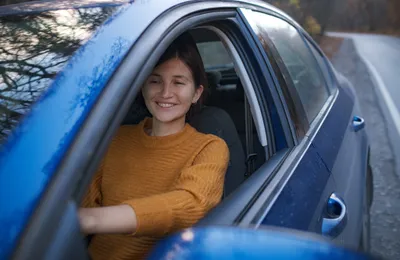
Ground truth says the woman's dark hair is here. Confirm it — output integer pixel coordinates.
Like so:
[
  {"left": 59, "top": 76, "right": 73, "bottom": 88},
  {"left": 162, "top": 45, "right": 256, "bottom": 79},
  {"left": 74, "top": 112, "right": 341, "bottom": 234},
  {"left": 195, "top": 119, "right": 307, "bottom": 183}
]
[{"left": 156, "top": 32, "right": 208, "bottom": 91}]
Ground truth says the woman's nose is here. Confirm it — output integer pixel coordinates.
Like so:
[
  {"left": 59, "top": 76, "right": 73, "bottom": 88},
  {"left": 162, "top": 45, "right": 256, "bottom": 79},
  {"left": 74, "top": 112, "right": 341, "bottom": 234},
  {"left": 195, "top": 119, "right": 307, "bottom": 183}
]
[{"left": 160, "top": 83, "right": 173, "bottom": 98}]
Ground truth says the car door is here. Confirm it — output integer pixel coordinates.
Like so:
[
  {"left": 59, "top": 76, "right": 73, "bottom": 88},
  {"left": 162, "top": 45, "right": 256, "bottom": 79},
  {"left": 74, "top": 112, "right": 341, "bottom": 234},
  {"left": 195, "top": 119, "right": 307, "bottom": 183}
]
[
  {"left": 239, "top": 7, "right": 365, "bottom": 246},
  {"left": 303, "top": 37, "right": 369, "bottom": 247}
]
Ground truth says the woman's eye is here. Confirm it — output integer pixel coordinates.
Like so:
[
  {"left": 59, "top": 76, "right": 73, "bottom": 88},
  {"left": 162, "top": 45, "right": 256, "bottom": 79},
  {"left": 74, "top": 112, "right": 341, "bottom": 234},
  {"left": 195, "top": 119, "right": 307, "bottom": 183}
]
[{"left": 149, "top": 79, "right": 160, "bottom": 84}]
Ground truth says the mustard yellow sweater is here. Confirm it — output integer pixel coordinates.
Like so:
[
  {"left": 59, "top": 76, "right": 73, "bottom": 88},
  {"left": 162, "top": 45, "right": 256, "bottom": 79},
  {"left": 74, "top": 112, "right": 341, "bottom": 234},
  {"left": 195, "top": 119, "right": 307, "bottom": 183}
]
[{"left": 82, "top": 118, "right": 229, "bottom": 260}]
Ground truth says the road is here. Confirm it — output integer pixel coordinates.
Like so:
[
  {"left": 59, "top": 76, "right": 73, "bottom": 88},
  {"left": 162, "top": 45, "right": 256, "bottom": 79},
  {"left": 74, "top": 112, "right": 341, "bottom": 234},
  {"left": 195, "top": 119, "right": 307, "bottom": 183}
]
[
  {"left": 327, "top": 34, "right": 400, "bottom": 260},
  {"left": 327, "top": 32, "right": 400, "bottom": 177}
]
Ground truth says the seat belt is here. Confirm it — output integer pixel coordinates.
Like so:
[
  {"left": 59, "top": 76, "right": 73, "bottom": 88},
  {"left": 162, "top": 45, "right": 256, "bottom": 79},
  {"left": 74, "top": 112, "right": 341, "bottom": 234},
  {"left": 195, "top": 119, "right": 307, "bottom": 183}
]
[{"left": 244, "top": 94, "right": 257, "bottom": 177}]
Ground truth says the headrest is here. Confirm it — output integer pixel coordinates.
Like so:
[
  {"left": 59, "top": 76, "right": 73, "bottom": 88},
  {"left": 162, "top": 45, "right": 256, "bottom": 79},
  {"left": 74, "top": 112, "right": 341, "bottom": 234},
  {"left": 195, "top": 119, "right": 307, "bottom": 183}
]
[{"left": 206, "top": 71, "right": 222, "bottom": 91}]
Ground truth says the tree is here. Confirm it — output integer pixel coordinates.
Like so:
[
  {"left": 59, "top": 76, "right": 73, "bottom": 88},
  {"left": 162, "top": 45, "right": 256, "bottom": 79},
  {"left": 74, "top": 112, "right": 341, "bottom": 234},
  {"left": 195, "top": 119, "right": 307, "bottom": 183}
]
[
  {"left": 269, "top": 0, "right": 324, "bottom": 37},
  {"left": 269, "top": 0, "right": 399, "bottom": 36},
  {"left": 387, "top": 0, "right": 400, "bottom": 29}
]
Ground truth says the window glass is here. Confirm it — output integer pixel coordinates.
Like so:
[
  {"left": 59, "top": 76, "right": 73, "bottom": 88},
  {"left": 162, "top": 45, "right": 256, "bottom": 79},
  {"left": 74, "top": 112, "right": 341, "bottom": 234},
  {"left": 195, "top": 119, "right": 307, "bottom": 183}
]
[
  {"left": 197, "top": 41, "right": 233, "bottom": 70},
  {"left": 243, "top": 10, "right": 329, "bottom": 124},
  {"left": 0, "top": 7, "right": 118, "bottom": 144},
  {"left": 306, "top": 40, "right": 334, "bottom": 91}
]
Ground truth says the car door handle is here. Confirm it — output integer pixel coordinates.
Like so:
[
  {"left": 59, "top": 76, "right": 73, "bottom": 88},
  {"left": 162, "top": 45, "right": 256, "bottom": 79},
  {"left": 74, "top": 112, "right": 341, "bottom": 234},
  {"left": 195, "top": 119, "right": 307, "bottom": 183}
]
[
  {"left": 322, "top": 193, "right": 347, "bottom": 237},
  {"left": 352, "top": 116, "right": 365, "bottom": 132}
]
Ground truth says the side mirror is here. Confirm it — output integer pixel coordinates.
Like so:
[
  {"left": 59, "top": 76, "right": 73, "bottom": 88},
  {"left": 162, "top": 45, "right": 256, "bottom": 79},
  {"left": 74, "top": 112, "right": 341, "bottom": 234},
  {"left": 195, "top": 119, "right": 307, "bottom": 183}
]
[{"left": 148, "top": 226, "right": 379, "bottom": 260}]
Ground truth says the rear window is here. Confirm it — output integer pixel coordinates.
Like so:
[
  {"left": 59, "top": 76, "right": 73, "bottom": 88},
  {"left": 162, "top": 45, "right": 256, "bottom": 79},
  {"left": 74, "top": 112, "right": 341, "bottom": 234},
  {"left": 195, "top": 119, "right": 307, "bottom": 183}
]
[
  {"left": 197, "top": 41, "right": 233, "bottom": 70},
  {"left": 0, "top": 7, "right": 118, "bottom": 144}
]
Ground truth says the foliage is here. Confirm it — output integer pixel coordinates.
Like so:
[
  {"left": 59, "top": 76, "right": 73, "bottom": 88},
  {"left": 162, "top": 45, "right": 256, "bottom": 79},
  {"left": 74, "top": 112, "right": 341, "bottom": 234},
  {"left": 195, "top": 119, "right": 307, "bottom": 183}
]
[
  {"left": 269, "top": 0, "right": 324, "bottom": 37},
  {"left": 304, "top": 16, "right": 321, "bottom": 36},
  {"left": 269, "top": 0, "right": 400, "bottom": 36}
]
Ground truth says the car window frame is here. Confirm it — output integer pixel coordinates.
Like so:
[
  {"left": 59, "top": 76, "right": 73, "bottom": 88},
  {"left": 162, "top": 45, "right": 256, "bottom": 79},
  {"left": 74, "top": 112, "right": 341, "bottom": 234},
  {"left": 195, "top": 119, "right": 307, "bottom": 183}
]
[{"left": 73, "top": 4, "right": 284, "bottom": 231}]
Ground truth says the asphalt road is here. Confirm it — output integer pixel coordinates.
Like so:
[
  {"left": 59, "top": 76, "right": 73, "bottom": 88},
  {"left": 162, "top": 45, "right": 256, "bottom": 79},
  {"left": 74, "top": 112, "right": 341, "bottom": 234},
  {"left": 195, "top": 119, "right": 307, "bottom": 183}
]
[
  {"left": 328, "top": 32, "right": 400, "bottom": 177},
  {"left": 329, "top": 37, "right": 400, "bottom": 260}
]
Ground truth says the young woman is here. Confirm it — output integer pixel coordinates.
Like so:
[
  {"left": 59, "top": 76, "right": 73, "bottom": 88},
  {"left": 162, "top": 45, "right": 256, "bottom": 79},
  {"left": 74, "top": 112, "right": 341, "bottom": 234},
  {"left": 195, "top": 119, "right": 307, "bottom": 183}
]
[{"left": 79, "top": 32, "right": 230, "bottom": 260}]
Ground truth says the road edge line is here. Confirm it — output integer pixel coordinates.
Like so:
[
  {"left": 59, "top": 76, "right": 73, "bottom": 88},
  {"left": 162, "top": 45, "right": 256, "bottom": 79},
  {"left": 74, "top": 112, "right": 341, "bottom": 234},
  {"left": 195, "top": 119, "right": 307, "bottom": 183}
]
[
  {"left": 358, "top": 55, "right": 400, "bottom": 137},
  {"left": 353, "top": 43, "right": 400, "bottom": 177}
]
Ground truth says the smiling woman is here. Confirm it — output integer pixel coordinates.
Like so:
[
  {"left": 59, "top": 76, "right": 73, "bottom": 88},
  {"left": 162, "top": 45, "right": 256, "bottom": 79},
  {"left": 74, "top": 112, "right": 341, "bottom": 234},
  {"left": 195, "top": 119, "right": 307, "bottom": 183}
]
[{"left": 79, "top": 32, "right": 230, "bottom": 260}]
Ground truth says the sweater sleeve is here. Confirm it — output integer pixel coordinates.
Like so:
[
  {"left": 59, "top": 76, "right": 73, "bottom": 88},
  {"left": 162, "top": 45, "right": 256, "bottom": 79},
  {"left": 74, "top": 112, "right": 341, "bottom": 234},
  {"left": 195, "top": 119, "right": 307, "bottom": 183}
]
[
  {"left": 81, "top": 162, "right": 104, "bottom": 208},
  {"left": 123, "top": 138, "right": 229, "bottom": 237}
]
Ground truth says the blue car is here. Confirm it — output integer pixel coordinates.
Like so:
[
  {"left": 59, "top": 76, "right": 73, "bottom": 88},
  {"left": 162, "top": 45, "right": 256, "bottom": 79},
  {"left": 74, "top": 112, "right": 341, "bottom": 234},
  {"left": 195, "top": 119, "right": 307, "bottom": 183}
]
[{"left": 0, "top": 0, "right": 372, "bottom": 259}]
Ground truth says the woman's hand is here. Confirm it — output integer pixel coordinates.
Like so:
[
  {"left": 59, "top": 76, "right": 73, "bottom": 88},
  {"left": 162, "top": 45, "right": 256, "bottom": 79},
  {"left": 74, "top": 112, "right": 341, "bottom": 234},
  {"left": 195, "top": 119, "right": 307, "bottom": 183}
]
[
  {"left": 78, "top": 208, "right": 97, "bottom": 235},
  {"left": 78, "top": 205, "right": 138, "bottom": 235}
]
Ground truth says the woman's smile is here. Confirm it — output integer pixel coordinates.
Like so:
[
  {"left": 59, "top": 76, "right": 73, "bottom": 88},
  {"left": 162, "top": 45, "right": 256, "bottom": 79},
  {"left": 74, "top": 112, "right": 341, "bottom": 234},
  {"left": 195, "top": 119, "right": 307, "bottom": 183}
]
[{"left": 155, "top": 102, "right": 176, "bottom": 108}]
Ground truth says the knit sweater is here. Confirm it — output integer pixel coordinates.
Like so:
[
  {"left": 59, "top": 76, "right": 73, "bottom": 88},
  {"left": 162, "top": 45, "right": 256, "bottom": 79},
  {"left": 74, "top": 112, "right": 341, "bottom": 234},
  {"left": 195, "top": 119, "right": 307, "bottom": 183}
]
[{"left": 82, "top": 118, "right": 229, "bottom": 260}]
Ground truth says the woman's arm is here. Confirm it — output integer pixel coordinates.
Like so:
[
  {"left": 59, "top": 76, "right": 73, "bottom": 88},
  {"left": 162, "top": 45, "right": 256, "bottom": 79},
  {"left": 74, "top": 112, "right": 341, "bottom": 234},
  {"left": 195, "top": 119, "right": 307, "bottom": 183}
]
[
  {"left": 79, "top": 205, "right": 137, "bottom": 234},
  {"left": 79, "top": 138, "right": 229, "bottom": 236}
]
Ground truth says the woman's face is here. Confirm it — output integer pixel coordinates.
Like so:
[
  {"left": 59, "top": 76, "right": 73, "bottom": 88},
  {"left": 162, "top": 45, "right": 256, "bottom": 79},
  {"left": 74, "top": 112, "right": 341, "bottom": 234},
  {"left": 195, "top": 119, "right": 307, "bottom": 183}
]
[{"left": 142, "top": 58, "right": 203, "bottom": 124}]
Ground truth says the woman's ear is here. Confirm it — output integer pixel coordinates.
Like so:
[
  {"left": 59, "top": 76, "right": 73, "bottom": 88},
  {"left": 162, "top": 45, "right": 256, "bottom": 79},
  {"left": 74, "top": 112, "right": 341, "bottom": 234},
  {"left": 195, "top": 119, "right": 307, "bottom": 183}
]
[{"left": 192, "top": 85, "right": 204, "bottom": 104}]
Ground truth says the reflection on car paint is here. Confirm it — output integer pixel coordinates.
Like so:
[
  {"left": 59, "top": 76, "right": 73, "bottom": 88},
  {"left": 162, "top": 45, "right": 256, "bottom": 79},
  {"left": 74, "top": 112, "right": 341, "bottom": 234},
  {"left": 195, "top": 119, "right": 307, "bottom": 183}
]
[{"left": 0, "top": 7, "right": 118, "bottom": 144}]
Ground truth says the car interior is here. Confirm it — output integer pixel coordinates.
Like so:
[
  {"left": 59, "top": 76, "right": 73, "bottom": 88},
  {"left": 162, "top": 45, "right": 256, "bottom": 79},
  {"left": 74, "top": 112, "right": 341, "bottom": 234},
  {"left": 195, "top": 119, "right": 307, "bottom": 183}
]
[{"left": 121, "top": 27, "right": 266, "bottom": 198}]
